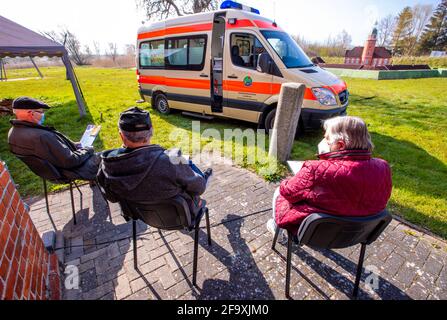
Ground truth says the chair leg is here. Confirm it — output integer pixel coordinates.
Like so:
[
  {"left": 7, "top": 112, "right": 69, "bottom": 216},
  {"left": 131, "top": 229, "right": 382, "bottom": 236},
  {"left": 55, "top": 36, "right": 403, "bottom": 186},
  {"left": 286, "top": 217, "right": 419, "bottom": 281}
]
[
  {"left": 205, "top": 208, "right": 211, "bottom": 246},
  {"left": 43, "top": 179, "right": 50, "bottom": 216},
  {"left": 285, "top": 231, "right": 293, "bottom": 299},
  {"left": 192, "top": 222, "right": 200, "bottom": 287},
  {"left": 133, "top": 220, "right": 138, "bottom": 270},
  {"left": 73, "top": 181, "right": 83, "bottom": 197},
  {"left": 353, "top": 243, "right": 367, "bottom": 299},
  {"left": 69, "top": 182, "right": 77, "bottom": 225},
  {"left": 73, "top": 181, "right": 83, "bottom": 211},
  {"left": 272, "top": 227, "right": 280, "bottom": 250}
]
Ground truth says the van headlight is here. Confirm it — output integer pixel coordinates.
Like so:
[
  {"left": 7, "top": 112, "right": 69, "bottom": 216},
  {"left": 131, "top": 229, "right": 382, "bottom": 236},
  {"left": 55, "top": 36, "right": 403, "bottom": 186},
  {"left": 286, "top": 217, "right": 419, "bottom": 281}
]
[{"left": 312, "top": 88, "right": 337, "bottom": 106}]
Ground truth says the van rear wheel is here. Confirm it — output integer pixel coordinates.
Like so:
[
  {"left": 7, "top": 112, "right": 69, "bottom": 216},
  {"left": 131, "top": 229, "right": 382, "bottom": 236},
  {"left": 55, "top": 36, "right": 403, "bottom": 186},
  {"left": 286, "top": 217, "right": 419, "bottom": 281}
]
[
  {"left": 264, "top": 108, "right": 305, "bottom": 138},
  {"left": 155, "top": 94, "right": 170, "bottom": 115}
]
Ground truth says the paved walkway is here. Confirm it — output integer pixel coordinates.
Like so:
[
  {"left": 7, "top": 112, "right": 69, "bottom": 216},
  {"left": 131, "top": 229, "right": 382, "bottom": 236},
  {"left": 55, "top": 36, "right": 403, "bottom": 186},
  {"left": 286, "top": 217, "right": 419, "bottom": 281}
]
[{"left": 26, "top": 159, "right": 446, "bottom": 300}]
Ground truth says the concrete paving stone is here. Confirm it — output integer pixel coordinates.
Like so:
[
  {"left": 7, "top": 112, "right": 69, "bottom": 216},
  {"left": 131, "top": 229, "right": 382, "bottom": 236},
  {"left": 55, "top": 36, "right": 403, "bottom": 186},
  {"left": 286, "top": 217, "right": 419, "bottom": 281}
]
[{"left": 25, "top": 156, "right": 447, "bottom": 300}]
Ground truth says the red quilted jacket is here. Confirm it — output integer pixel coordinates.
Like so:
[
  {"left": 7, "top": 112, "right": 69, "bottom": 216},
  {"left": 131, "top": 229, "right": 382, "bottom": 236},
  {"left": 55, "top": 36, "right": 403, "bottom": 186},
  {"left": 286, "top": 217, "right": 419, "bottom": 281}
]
[{"left": 275, "top": 150, "right": 392, "bottom": 234}]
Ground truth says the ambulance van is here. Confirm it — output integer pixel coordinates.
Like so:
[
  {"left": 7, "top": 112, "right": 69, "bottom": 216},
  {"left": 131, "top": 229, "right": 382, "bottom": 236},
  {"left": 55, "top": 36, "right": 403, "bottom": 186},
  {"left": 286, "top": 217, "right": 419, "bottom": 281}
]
[{"left": 136, "top": 1, "right": 349, "bottom": 132}]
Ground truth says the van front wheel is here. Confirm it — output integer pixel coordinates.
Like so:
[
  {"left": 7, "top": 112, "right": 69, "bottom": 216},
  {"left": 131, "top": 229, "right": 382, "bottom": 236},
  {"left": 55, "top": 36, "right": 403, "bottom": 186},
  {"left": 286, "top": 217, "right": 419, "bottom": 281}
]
[
  {"left": 264, "top": 109, "right": 276, "bottom": 133},
  {"left": 264, "top": 108, "right": 305, "bottom": 138},
  {"left": 155, "top": 94, "right": 170, "bottom": 115}
]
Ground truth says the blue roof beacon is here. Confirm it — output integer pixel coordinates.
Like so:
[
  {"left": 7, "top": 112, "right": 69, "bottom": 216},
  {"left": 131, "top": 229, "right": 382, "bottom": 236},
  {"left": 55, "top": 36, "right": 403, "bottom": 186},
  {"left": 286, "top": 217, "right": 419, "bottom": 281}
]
[{"left": 220, "top": 1, "right": 261, "bottom": 15}]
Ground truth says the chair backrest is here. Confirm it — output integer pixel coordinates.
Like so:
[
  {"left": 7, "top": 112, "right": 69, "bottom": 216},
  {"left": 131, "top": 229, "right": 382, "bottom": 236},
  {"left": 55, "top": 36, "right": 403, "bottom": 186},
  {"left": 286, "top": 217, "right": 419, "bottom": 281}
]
[
  {"left": 119, "top": 195, "right": 193, "bottom": 231},
  {"left": 297, "top": 210, "right": 392, "bottom": 249},
  {"left": 14, "top": 153, "right": 67, "bottom": 183}
]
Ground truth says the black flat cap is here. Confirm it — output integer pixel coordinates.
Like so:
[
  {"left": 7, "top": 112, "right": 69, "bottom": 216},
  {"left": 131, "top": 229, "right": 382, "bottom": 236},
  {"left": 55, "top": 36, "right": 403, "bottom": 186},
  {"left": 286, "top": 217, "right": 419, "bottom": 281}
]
[
  {"left": 12, "top": 97, "right": 50, "bottom": 110},
  {"left": 119, "top": 107, "right": 152, "bottom": 132}
]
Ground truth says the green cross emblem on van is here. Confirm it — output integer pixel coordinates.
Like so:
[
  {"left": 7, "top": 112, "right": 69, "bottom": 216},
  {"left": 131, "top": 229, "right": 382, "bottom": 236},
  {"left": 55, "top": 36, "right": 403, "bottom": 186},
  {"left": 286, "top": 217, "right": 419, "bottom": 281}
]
[{"left": 243, "top": 76, "right": 253, "bottom": 87}]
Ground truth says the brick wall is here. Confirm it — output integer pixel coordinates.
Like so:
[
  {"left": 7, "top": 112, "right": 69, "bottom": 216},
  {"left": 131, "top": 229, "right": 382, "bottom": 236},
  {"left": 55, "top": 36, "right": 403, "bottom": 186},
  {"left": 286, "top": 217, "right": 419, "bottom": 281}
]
[{"left": 0, "top": 161, "right": 60, "bottom": 300}]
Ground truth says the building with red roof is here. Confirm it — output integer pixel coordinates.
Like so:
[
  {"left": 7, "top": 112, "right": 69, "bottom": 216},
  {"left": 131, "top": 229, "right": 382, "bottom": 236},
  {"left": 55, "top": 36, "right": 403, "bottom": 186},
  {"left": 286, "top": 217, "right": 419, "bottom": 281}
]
[{"left": 344, "top": 28, "right": 392, "bottom": 68}]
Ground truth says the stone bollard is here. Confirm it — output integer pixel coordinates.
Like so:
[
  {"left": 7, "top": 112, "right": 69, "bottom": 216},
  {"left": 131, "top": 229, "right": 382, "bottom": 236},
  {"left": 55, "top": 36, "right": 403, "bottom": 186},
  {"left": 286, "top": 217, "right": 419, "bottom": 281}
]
[{"left": 268, "top": 83, "right": 305, "bottom": 162}]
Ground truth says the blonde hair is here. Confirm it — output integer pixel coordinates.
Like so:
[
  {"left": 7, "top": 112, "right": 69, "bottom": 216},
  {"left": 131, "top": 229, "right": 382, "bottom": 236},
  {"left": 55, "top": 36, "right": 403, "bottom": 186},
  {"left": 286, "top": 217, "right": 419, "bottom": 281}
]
[{"left": 323, "top": 116, "right": 374, "bottom": 152}]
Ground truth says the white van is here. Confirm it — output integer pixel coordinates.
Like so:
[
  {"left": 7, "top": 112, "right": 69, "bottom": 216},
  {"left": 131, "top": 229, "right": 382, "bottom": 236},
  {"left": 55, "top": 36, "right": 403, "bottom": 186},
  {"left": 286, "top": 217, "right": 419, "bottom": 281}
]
[{"left": 136, "top": 1, "right": 349, "bottom": 132}]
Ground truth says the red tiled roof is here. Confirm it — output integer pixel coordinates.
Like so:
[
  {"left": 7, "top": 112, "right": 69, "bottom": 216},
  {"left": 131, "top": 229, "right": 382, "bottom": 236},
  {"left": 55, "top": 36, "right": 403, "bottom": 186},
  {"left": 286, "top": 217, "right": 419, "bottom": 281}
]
[
  {"left": 345, "top": 47, "right": 364, "bottom": 58},
  {"left": 373, "top": 47, "right": 392, "bottom": 59},
  {"left": 345, "top": 46, "right": 392, "bottom": 59}
]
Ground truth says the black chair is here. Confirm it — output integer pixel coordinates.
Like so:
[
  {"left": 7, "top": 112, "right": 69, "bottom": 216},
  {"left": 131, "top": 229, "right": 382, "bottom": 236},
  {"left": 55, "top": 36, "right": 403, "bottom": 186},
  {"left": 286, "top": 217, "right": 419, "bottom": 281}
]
[
  {"left": 118, "top": 196, "right": 212, "bottom": 287},
  {"left": 272, "top": 210, "right": 392, "bottom": 299},
  {"left": 13, "top": 153, "right": 82, "bottom": 225}
]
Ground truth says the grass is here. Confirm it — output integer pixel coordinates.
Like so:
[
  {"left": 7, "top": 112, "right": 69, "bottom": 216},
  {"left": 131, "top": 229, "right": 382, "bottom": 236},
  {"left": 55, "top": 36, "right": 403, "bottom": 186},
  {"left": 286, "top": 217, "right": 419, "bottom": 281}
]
[{"left": 1, "top": 67, "right": 446, "bottom": 238}]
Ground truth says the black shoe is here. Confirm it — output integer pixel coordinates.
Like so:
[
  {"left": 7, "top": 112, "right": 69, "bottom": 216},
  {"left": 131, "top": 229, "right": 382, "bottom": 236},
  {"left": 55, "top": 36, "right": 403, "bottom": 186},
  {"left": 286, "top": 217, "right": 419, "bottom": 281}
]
[{"left": 204, "top": 168, "right": 213, "bottom": 180}]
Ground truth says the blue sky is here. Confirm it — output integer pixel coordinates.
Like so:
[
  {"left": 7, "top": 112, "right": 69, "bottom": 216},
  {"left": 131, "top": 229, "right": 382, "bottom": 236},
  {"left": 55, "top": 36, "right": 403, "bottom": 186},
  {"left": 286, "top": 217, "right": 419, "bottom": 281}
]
[{"left": 2, "top": 0, "right": 441, "bottom": 53}]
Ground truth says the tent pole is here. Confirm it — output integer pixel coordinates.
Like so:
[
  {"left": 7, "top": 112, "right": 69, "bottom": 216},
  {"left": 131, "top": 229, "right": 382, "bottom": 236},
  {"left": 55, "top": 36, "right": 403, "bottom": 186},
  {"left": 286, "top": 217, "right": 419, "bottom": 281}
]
[
  {"left": 0, "top": 58, "right": 5, "bottom": 81},
  {"left": 2, "top": 59, "right": 6, "bottom": 81},
  {"left": 29, "top": 57, "right": 43, "bottom": 78},
  {"left": 62, "top": 53, "right": 86, "bottom": 117}
]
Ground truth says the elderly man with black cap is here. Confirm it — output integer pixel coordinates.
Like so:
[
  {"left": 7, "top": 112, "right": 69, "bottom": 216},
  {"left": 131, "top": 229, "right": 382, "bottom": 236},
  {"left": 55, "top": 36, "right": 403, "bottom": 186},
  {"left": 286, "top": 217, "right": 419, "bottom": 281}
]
[
  {"left": 8, "top": 97, "right": 100, "bottom": 181},
  {"left": 97, "top": 107, "right": 211, "bottom": 217}
]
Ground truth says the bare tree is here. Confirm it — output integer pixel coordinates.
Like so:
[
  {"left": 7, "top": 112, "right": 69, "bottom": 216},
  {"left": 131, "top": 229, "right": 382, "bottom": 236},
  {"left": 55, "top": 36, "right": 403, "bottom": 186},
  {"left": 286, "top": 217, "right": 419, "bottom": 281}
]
[
  {"left": 125, "top": 44, "right": 136, "bottom": 56},
  {"left": 41, "top": 28, "right": 91, "bottom": 65},
  {"left": 136, "top": 0, "right": 218, "bottom": 20},
  {"left": 107, "top": 43, "right": 119, "bottom": 62},
  {"left": 93, "top": 41, "right": 101, "bottom": 57},
  {"left": 407, "top": 4, "right": 434, "bottom": 54},
  {"left": 377, "top": 15, "right": 396, "bottom": 47}
]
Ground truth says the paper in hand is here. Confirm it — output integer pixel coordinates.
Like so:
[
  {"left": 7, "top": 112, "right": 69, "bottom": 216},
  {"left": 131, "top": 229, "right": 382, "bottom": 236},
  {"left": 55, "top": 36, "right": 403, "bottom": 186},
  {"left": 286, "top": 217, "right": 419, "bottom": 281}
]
[
  {"left": 287, "top": 161, "right": 305, "bottom": 175},
  {"left": 80, "top": 124, "right": 101, "bottom": 148}
]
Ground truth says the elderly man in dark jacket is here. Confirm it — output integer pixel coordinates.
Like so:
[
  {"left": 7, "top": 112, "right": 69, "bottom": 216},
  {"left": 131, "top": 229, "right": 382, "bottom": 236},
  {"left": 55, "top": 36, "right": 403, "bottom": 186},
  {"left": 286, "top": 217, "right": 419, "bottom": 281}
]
[
  {"left": 8, "top": 97, "right": 100, "bottom": 181},
  {"left": 97, "top": 107, "right": 211, "bottom": 218}
]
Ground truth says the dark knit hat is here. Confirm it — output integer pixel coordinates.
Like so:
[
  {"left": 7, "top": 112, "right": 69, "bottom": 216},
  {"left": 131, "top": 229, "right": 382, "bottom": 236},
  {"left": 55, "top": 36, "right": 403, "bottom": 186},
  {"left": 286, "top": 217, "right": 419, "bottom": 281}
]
[
  {"left": 12, "top": 97, "right": 50, "bottom": 110},
  {"left": 119, "top": 107, "right": 152, "bottom": 132}
]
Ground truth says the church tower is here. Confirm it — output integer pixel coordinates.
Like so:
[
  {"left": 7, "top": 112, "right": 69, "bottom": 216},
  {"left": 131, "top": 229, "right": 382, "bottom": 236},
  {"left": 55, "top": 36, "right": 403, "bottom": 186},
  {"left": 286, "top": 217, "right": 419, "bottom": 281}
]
[{"left": 362, "top": 27, "right": 377, "bottom": 66}]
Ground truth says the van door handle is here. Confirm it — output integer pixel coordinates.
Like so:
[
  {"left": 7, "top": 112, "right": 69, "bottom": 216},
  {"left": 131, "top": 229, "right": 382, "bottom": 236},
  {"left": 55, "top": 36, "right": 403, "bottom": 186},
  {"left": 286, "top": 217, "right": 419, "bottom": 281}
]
[
  {"left": 200, "top": 74, "right": 209, "bottom": 78},
  {"left": 227, "top": 75, "right": 238, "bottom": 79}
]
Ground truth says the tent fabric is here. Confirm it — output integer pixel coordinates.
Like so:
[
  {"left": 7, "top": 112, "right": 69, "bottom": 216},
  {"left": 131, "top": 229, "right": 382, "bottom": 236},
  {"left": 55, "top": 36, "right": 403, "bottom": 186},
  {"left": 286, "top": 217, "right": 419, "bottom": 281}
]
[
  {"left": 0, "top": 15, "right": 66, "bottom": 58},
  {"left": 0, "top": 15, "right": 87, "bottom": 117}
]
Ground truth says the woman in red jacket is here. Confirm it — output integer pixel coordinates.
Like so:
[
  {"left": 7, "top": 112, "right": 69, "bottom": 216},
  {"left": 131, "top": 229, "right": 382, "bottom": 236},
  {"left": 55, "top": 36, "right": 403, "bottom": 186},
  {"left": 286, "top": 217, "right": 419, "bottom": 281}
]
[{"left": 267, "top": 116, "right": 392, "bottom": 239}]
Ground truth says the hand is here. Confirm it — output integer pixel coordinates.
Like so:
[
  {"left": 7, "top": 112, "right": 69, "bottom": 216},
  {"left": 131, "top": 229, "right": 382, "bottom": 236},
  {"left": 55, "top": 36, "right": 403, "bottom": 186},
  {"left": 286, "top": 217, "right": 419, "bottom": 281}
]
[
  {"left": 84, "top": 146, "right": 94, "bottom": 153},
  {"left": 75, "top": 142, "right": 83, "bottom": 149}
]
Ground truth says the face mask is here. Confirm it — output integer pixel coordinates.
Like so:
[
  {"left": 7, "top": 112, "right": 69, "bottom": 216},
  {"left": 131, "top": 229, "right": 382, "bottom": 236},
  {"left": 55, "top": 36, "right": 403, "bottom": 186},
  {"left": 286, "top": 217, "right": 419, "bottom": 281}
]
[
  {"left": 318, "top": 139, "right": 331, "bottom": 155},
  {"left": 38, "top": 113, "right": 45, "bottom": 125}
]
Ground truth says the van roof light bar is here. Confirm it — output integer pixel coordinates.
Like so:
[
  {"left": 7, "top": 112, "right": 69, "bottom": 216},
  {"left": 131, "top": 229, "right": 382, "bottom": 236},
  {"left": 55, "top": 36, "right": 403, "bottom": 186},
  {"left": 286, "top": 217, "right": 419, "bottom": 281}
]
[{"left": 220, "top": 1, "right": 260, "bottom": 15}]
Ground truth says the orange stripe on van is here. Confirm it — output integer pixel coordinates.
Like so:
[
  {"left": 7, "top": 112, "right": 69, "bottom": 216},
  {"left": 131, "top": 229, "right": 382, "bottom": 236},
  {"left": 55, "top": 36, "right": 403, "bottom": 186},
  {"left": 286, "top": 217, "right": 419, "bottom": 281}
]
[
  {"left": 253, "top": 20, "right": 282, "bottom": 31},
  {"left": 271, "top": 83, "right": 317, "bottom": 100},
  {"left": 226, "top": 19, "right": 256, "bottom": 29},
  {"left": 140, "top": 76, "right": 317, "bottom": 100},
  {"left": 139, "top": 75, "right": 210, "bottom": 90},
  {"left": 325, "top": 82, "right": 347, "bottom": 94},
  {"left": 138, "top": 23, "right": 213, "bottom": 40}
]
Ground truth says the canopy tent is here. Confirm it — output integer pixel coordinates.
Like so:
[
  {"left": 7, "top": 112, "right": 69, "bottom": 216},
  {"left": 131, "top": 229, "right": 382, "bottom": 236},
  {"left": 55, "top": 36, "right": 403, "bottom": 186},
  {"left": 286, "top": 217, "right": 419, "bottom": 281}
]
[{"left": 0, "top": 15, "right": 87, "bottom": 117}]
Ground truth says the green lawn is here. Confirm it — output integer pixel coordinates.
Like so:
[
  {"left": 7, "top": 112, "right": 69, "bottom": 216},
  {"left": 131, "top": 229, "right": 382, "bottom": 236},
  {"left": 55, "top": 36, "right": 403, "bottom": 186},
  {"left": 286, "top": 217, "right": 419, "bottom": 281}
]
[{"left": 1, "top": 67, "right": 446, "bottom": 238}]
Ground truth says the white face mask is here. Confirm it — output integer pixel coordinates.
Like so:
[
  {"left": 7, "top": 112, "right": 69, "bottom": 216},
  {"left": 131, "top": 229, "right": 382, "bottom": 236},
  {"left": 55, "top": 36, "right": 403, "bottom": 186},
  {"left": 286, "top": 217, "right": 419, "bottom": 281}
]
[{"left": 318, "top": 139, "right": 331, "bottom": 155}]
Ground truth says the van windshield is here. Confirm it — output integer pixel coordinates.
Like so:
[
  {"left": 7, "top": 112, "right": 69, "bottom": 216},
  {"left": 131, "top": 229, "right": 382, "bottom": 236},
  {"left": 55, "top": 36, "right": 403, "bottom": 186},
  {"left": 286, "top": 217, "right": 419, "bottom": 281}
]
[{"left": 261, "top": 30, "right": 313, "bottom": 69}]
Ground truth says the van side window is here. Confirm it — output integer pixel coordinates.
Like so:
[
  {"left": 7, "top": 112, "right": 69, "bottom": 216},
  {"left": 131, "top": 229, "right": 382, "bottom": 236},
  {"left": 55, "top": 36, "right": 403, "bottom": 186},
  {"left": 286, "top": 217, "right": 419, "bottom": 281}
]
[
  {"left": 230, "top": 33, "right": 266, "bottom": 69},
  {"left": 166, "top": 35, "right": 207, "bottom": 71},
  {"left": 139, "top": 40, "right": 165, "bottom": 68},
  {"left": 167, "top": 38, "right": 188, "bottom": 66}
]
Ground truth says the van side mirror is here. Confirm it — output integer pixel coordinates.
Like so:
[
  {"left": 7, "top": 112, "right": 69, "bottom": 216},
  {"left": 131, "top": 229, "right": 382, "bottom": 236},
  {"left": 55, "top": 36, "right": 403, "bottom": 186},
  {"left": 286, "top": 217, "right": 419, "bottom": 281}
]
[{"left": 257, "top": 53, "right": 272, "bottom": 73}]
